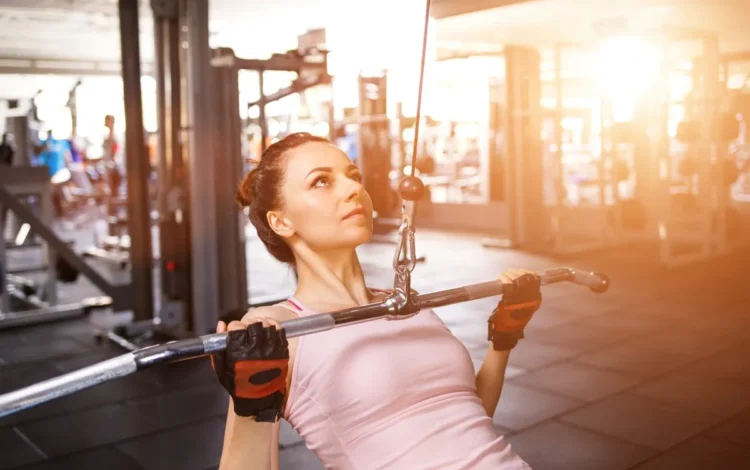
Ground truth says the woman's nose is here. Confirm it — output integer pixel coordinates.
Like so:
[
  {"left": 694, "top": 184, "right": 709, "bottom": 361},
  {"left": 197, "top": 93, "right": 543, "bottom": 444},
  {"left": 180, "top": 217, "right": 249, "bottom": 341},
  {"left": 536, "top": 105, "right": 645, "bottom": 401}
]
[{"left": 343, "top": 176, "right": 364, "bottom": 201}]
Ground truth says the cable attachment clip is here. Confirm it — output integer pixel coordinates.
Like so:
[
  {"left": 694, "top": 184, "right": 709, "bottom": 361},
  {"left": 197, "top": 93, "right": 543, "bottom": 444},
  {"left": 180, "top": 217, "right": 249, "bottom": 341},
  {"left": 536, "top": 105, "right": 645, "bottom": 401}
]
[
  {"left": 390, "top": 202, "right": 416, "bottom": 318},
  {"left": 387, "top": 175, "right": 425, "bottom": 320}
]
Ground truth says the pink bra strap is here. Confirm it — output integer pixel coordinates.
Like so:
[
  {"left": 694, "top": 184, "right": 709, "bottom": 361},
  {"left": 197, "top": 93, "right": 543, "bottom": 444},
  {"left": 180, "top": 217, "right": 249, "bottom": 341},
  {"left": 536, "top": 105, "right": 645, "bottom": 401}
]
[{"left": 285, "top": 299, "right": 303, "bottom": 311}]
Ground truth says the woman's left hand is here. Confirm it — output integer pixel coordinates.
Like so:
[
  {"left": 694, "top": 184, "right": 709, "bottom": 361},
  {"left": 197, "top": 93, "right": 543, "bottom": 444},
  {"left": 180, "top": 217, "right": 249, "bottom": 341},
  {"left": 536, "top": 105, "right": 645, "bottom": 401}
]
[{"left": 487, "top": 269, "right": 542, "bottom": 351}]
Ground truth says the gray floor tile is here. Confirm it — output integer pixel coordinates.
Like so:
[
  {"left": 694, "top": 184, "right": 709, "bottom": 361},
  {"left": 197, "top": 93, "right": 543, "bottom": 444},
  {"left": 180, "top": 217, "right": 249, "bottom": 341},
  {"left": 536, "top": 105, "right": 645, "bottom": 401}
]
[
  {"left": 278, "top": 445, "right": 325, "bottom": 470},
  {"left": 573, "top": 343, "right": 696, "bottom": 378},
  {"left": 52, "top": 348, "right": 126, "bottom": 373},
  {"left": 506, "top": 340, "right": 580, "bottom": 370},
  {"left": 494, "top": 423, "right": 512, "bottom": 436},
  {"left": 507, "top": 420, "right": 657, "bottom": 470},
  {"left": 679, "top": 312, "right": 750, "bottom": 339},
  {"left": 15, "top": 447, "right": 142, "bottom": 470},
  {"left": 447, "top": 322, "right": 488, "bottom": 344},
  {"left": 631, "top": 372, "right": 750, "bottom": 424},
  {"left": 24, "top": 319, "right": 101, "bottom": 341},
  {"left": 17, "top": 403, "right": 162, "bottom": 457},
  {"left": 703, "top": 407, "right": 750, "bottom": 447},
  {"left": 279, "top": 419, "right": 304, "bottom": 448},
  {"left": 638, "top": 297, "right": 710, "bottom": 319},
  {"left": 0, "top": 338, "right": 91, "bottom": 365},
  {"left": 0, "top": 427, "right": 46, "bottom": 469},
  {"left": 559, "top": 393, "right": 714, "bottom": 450},
  {"left": 572, "top": 311, "right": 674, "bottom": 336},
  {"left": 0, "top": 361, "right": 73, "bottom": 427},
  {"left": 491, "top": 383, "right": 583, "bottom": 431},
  {"left": 550, "top": 293, "right": 637, "bottom": 317},
  {"left": 510, "top": 362, "right": 643, "bottom": 402},
  {"left": 523, "top": 302, "right": 597, "bottom": 332},
  {"left": 137, "top": 356, "right": 217, "bottom": 389},
  {"left": 123, "top": 384, "right": 229, "bottom": 428},
  {"left": 504, "top": 364, "right": 527, "bottom": 379},
  {"left": 1, "top": 363, "right": 165, "bottom": 428},
  {"left": 630, "top": 436, "right": 750, "bottom": 470},
  {"left": 117, "top": 418, "right": 225, "bottom": 470},
  {"left": 629, "top": 327, "right": 743, "bottom": 358},
  {"left": 688, "top": 342, "right": 750, "bottom": 385},
  {"left": 524, "top": 322, "right": 633, "bottom": 354}
]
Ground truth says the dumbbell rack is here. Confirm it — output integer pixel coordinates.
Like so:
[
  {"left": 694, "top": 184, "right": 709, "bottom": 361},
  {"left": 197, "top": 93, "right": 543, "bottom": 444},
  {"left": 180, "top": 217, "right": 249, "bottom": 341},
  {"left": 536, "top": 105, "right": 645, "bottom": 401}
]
[{"left": 655, "top": 35, "right": 741, "bottom": 269}]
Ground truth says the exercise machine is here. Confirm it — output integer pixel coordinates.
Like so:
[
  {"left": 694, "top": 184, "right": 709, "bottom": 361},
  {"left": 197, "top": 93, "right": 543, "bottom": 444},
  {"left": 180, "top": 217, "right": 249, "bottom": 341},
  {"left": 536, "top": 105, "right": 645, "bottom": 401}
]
[{"left": 0, "top": 167, "right": 115, "bottom": 329}]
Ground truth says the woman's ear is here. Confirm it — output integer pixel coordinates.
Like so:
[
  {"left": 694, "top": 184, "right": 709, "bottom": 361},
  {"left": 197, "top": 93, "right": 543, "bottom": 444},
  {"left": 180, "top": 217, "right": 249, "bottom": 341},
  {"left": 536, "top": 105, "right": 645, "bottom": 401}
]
[{"left": 267, "top": 210, "right": 295, "bottom": 238}]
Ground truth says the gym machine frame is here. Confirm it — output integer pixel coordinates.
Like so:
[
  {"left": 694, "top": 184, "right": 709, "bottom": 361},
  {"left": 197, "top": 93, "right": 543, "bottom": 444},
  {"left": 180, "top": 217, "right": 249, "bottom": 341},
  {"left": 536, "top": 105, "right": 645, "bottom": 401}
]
[
  {"left": 230, "top": 44, "right": 332, "bottom": 153},
  {"left": 0, "top": 168, "right": 119, "bottom": 329},
  {"left": 99, "top": 0, "right": 329, "bottom": 351},
  {"left": 212, "top": 44, "right": 333, "bottom": 307}
]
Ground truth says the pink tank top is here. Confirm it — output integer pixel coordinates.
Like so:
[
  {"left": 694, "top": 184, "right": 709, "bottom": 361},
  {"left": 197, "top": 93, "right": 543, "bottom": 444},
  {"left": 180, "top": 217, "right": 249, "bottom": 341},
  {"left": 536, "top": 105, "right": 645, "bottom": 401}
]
[{"left": 279, "top": 291, "right": 531, "bottom": 470}]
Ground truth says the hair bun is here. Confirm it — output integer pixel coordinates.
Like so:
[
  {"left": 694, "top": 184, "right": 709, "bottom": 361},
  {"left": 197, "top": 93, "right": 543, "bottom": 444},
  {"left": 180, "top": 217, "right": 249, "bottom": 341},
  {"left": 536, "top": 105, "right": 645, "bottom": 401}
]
[{"left": 235, "top": 167, "right": 258, "bottom": 208}]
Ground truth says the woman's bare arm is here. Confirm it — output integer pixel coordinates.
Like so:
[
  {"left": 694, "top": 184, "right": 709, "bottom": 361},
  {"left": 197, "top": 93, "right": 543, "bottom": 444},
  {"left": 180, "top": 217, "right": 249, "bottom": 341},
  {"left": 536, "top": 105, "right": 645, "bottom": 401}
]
[
  {"left": 475, "top": 347, "right": 511, "bottom": 417},
  {"left": 219, "top": 401, "right": 279, "bottom": 470},
  {"left": 217, "top": 306, "right": 300, "bottom": 470}
]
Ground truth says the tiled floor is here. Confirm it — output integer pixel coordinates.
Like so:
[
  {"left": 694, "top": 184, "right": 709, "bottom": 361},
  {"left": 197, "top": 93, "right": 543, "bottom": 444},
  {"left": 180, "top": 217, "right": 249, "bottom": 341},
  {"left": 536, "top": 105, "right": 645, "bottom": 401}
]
[{"left": 1, "top": 228, "right": 749, "bottom": 469}]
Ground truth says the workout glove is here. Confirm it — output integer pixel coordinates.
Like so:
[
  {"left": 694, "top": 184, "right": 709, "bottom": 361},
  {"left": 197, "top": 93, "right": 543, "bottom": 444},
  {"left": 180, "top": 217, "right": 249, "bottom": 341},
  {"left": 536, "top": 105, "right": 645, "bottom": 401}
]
[
  {"left": 488, "top": 270, "right": 542, "bottom": 351},
  {"left": 211, "top": 322, "right": 289, "bottom": 422}
]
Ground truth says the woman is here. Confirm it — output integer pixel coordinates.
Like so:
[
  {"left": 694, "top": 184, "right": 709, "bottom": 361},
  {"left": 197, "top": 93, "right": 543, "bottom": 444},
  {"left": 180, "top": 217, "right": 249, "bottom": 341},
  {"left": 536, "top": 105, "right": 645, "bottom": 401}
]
[{"left": 212, "top": 133, "right": 541, "bottom": 470}]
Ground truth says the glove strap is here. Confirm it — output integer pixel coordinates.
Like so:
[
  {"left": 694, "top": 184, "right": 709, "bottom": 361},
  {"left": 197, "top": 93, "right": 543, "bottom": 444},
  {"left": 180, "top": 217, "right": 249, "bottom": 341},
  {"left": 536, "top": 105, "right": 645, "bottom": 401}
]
[{"left": 233, "top": 359, "right": 288, "bottom": 399}]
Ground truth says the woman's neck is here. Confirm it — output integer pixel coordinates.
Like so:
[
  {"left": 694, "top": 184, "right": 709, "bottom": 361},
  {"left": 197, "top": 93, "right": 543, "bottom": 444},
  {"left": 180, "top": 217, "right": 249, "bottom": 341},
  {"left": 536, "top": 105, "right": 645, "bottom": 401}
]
[{"left": 292, "top": 244, "right": 372, "bottom": 308}]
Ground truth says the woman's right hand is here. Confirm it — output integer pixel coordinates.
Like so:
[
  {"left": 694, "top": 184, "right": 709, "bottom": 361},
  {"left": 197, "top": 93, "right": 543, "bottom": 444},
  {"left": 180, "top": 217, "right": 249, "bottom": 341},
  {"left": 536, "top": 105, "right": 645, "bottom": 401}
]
[{"left": 212, "top": 315, "right": 290, "bottom": 422}]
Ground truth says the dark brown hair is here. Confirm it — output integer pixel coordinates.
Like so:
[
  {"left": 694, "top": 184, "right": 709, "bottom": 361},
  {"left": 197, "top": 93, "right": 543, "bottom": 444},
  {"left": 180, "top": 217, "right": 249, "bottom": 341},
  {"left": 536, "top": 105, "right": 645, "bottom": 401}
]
[{"left": 236, "top": 132, "right": 330, "bottom": 265}]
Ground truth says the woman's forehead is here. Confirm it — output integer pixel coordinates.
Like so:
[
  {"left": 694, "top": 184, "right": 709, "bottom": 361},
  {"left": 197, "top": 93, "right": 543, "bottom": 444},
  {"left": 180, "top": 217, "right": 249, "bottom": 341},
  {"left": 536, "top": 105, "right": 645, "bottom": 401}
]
[{"left": 285, "top": 142, "right": 352, "bottom": 178}]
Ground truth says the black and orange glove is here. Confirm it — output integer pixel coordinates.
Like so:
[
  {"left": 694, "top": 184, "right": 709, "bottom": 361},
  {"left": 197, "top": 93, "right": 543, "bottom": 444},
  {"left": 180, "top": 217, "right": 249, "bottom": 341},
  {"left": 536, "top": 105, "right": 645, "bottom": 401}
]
[
  {"left": 488, "top": 269, "right": 542, "bottom": 351},
  {"left": 211, "top": 318, "right": 289, "bottom": 422}
]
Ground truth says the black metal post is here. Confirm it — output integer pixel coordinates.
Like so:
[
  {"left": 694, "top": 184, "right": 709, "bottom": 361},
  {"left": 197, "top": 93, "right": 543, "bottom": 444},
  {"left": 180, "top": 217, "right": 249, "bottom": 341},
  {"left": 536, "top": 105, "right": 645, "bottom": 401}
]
[{"left": 118, "top": 0, "right": 154, "bottom": 321}]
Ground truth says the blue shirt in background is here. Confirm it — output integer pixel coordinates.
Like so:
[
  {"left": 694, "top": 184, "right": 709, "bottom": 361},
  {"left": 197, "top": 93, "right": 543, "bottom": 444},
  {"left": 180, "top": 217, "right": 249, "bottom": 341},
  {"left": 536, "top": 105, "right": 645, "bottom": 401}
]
[{"left": 35, "top": 139, "right": 67, "bottom": 178}]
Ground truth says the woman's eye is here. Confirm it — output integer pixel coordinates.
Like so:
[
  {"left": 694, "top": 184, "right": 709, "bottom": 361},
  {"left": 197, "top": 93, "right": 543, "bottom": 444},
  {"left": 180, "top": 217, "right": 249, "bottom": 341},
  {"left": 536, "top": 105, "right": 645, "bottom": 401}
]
[
  {"left": 312, "top": 176, "right": 329, "bottom": 188},
  {"left": 351, "top": 173, "right": 363, "bottom": 183}
]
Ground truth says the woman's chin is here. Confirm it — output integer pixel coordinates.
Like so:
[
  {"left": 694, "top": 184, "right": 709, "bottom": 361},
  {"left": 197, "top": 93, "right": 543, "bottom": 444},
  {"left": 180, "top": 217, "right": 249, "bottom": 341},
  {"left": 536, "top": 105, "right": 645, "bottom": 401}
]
[{"left": 340, "top": 227, "right": 373, "bottom": 247}]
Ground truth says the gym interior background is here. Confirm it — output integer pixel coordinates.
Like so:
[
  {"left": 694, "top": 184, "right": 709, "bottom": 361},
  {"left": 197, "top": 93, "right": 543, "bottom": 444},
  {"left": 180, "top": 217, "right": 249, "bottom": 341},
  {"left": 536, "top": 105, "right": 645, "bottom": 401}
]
[{"left": 1, "top": 0, "right": 749, "bottom": 469}]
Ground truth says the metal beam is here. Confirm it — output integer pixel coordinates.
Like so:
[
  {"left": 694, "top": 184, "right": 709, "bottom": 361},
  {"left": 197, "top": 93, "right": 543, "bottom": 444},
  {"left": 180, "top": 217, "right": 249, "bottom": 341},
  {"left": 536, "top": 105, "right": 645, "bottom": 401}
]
[
  {"left": 0, "top": 0, "right": 118, "bottom": 15},
  {"left": 212, "top": 50, "right": 328, "bottom": 73},
  {"left": 0, "top": 56, "right": 154, "bottom": 76},
  {"left": 247, "top": 73, "right": 332, "bottom": 108},
  {"left": 119, "top": 0, "right": 154, "bottom": 321},
  {"left": 436, "top": 49, "right": 504, "bottom": 62},
  {"left": 184, "top": 0, "right": 221, "bottom": 336},
  {"left": 431, "top": 0, "right": 535, "bottom": 19}
]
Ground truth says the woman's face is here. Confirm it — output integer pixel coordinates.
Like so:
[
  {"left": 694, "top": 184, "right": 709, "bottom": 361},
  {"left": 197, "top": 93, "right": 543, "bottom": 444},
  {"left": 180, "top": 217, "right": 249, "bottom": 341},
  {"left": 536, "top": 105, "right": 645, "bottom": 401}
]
[{"left": 278, "top": 142, "right": 373, "bottom": 252}]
